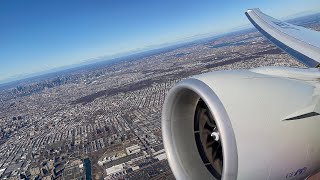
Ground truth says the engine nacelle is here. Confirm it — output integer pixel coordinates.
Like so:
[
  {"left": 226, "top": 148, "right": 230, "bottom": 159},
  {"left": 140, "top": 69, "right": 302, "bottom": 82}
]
[{"left": 162, "top": 67, "right": 320, "bottom": 180}]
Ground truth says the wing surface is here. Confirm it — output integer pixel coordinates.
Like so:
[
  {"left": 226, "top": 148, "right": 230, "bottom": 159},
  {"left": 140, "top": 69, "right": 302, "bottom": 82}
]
[{"left": 245, "top": 8, "right": 320, "bottom": 68}]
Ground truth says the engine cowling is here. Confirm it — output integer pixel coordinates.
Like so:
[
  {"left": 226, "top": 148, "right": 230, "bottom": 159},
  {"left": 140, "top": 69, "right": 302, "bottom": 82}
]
[{"left": 162, "top": 67, "right": 320, "bottom": 180}]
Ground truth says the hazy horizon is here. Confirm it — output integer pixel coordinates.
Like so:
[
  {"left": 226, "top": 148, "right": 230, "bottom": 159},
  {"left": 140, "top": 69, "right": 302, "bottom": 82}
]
[
  {"left": 1, "top": 1, "right": 320, "bottom": 84},
  {"left": 0, "top": 29, "right": 241, "bottom": 85}
]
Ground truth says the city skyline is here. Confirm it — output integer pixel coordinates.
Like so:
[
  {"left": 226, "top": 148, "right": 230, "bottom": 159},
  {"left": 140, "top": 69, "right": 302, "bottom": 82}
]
[{"left": 1, "top": 0, "right": 320, "bottom": 84}]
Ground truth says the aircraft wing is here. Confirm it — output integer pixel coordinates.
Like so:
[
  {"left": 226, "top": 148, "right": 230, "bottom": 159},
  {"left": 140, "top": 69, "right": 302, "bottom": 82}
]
[{"left": 245, "top": 8, "right": 320, "bottom": 68}]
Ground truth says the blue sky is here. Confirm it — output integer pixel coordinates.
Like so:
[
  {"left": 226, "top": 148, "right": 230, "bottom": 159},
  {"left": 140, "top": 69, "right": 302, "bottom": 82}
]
[{"left": 0, "top": 0, "right": 320, "bottom": 83}]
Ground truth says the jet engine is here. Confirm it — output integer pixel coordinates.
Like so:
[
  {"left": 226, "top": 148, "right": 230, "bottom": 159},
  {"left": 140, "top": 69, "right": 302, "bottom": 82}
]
[{"left": 162, "top": 67, "right": 320, "bottom": 180}]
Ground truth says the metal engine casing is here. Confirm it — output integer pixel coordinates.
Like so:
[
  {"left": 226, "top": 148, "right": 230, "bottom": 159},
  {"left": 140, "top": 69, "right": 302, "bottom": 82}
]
[{"left": 162, "top": 67, "right": 320, "bottom": 180}]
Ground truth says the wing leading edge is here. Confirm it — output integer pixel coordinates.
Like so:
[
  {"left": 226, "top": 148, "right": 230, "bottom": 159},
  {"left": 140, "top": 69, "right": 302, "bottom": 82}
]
[{"left": 245, "top": 8, "right": 320, "bottom": 68}]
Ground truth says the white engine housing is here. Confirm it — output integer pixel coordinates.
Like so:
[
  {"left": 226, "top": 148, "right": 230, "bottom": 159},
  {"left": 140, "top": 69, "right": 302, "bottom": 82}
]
[{"left": 162, "top": 67, "right": 320, "bottom": 180}]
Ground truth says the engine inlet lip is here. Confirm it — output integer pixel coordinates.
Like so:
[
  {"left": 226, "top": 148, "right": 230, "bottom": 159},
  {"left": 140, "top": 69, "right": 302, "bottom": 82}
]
[{"left": 162, "top": 78, "right": 238, "bottom": 180}]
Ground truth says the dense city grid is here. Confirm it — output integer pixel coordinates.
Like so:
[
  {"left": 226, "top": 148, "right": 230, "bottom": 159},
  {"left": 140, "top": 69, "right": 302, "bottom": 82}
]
[{"left": 0, "top": 16, "right": 319, "bottom": 180}]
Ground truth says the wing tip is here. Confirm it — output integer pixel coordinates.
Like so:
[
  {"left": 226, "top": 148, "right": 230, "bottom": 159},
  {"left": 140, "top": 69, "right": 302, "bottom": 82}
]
[{"left": 246, "top": 8, "right": 260, "bottom": 15}]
